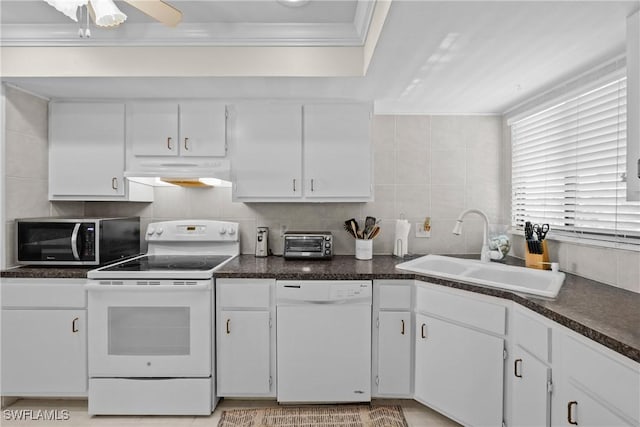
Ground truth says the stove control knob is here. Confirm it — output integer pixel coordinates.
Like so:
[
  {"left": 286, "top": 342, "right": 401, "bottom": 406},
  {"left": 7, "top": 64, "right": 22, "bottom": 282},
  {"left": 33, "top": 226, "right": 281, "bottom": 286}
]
[
  {"left": 219, "top": 227, "right": 227, "bottom": 235},
  {"left": 147, "top": 227, "right": 155, "bottom": 235},
  {"left": 227, "top": 227, "right": 236, "bottom": 236},
  {"left": 156, "top": 227, "right": 164, "bottom": 235}
]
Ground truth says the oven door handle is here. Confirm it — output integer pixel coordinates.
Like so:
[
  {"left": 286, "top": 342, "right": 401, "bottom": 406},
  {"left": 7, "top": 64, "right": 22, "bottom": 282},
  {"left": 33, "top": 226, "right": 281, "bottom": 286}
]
[
  {"left": 71, "top": 223, "right": 81, "bottom": 261},
  {"left": 85, "top": 283, "right": 211, "bottom": 291}
]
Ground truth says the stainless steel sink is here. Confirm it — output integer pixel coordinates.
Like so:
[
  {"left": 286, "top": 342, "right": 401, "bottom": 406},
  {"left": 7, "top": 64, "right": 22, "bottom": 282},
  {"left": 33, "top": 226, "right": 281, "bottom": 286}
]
[{"left": 395, "top": 255, "right": 565, "bottom": 298}]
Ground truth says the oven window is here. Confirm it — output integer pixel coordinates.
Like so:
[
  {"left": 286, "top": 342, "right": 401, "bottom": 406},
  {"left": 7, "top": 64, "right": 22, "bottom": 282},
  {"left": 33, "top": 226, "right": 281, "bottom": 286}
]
[{"left": 108, "top": 307, "right": 190, "bottom": 356}]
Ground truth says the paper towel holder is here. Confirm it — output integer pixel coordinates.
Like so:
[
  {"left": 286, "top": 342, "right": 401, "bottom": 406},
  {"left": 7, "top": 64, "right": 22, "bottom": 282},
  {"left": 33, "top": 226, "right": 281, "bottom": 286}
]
[{"left": 394, "top": 238, "right": 405, "bottom": 258}]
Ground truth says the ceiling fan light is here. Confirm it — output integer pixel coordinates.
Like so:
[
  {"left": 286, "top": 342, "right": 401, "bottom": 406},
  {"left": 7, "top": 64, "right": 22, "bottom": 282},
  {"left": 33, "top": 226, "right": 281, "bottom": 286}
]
[
  {"left": 90, "top": 0, "right": 127, "bottom": 27},
  {"left": 43, "top": 0, "right": 88, "bottom": 22}
]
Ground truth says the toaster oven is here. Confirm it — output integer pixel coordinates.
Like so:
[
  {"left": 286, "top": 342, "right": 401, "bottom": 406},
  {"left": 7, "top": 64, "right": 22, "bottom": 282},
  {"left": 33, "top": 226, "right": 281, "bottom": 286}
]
[{"left": 283, "top": 231, "right": 333, "bottom": 259}]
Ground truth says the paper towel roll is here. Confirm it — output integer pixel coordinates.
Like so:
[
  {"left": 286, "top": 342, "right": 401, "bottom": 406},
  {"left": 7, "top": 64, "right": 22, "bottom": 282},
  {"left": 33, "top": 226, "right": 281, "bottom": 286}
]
[{"left": 393, "top": 219, "right": 411, "bottom": 257}]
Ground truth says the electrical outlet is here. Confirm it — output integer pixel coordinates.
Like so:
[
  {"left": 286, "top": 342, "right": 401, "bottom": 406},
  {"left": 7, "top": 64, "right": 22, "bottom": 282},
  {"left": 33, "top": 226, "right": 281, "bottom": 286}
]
[
  {"left": 280, "top": 225, "right": 288, "bottom": 237},
  {"left": 415, "top": 216, "right": 431, "bottom": 238},
  {"left": 416, "top": 223, "right": 431, "bottom": 238}
]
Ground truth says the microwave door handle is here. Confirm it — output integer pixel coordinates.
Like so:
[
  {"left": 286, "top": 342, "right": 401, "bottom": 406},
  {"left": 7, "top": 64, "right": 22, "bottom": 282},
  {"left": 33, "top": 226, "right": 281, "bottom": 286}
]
[{"left": 71, "top": 223, "right": 81, "bottom": 261}]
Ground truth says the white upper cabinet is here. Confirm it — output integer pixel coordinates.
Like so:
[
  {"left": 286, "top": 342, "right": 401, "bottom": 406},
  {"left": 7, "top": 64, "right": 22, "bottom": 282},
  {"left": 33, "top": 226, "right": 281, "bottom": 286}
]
[
  {"left": 49, "top": 102, "right": 152, "bottom": 201},
  {"left": 180, "top": 101, "right": 227, "bottom": 157},
  {"left": 230, "top": 101, "right": 372, "bottom": 202},
  {"left": 128, "top": 101, "right": 226, "bottom": 158},
  {"left": 230, "top": 103, "right": 302, "bottom": 200},
  {"left": 304, "top": 103, "right": 372, "bottom": 199}
]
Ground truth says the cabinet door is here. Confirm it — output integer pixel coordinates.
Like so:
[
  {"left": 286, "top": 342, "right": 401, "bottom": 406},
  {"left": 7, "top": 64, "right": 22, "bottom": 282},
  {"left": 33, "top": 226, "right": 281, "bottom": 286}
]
[
  {"left": 179, "top": 101, "right": 226, "bottom": 157},
  {"left": 129, "top": 102, "right": 179, "bottom": 156},
  {"left": 1, "top": 309, "right": 86, "bottom": 394},
  {"left": 304, "top": 103, "right": 372, "bottom": 199},
  {"left": 512, "top": 349, "right": 551, "bottom": 427},
  {"left": 415, "top": 313, "right": 504, "bottom": 427},
  {"left": 377, "top": 311, "right": 412, "bottom": 396},
  {"left": 231, "top": 103, "right": 302, "bottom": 199},
  {"left": 49, "top": 103, "right": 125, "bottom": 197},
  {"left": 217, "top": 310, "right": 271, "bottom": 396},
  {"left": 562, "top": 382, "right": 635, "bottom": 427}
]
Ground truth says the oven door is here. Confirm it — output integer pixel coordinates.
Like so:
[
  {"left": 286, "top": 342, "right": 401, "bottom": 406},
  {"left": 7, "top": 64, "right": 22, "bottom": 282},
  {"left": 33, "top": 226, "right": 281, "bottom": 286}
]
[{"left": 87, "top": 281, "right": 212, "bottom": 378}]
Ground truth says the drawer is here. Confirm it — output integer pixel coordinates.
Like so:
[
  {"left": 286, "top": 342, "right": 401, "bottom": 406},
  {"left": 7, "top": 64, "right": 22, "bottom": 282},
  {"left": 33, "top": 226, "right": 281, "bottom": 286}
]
[
  {"left": 563, "top": 332, "right": 639, "bottom": 422},
  {"left": 415, "top": 284, "right": 505, "bottom": 335},
  {"left": 515, "top": 309, "right": 551, "bottom": 362},
  {"left": 217, "top": 279, "right": 273, "bottom": 308},
  {"left": 1, "top": 279, "right": 86, "bottom": 308},
  {"left": 376, "top": 281, "right": 412, "bottom": 310}
]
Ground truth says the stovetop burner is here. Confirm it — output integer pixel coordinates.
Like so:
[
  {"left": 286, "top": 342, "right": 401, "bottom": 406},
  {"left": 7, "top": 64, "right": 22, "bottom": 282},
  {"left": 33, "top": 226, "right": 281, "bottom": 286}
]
[{"left": 101, "top": 255, "right": 232, "bottom": 272}]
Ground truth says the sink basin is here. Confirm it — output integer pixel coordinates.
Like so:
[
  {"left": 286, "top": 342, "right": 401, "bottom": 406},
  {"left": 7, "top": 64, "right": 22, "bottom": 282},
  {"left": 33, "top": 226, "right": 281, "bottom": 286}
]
[{"left": 395, "top": 255, "right": 565, "bottom": 298}]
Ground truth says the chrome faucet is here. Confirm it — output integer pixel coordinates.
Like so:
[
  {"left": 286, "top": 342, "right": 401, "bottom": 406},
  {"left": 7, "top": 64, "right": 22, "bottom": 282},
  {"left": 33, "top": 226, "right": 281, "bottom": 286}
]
[{"left": 452, "top": 208, "right": 504, "bottom": 262}]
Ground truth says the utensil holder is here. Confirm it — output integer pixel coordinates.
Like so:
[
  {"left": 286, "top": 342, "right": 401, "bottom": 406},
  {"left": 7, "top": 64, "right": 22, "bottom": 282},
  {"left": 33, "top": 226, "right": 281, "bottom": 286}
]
[
  {"left": 525, "top": 240, "right": 549, "bottom": 270},
  {"left": 355, "top": 239, "right": 373, "bottom": 260}
]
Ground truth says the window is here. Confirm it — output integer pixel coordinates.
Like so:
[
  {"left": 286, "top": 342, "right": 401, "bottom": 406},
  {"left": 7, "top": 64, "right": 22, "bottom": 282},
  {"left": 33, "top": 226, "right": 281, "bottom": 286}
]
[{"left": 511, "top": 74, "right": 640, "bottom": 246}]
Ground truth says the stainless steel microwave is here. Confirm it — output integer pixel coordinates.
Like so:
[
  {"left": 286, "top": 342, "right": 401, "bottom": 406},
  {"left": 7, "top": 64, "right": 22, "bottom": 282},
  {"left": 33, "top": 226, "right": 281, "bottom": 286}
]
[
  {"left": 16, "top": 217, "right": 140, "bottom": 266},
  {"left": 283, "top": 231, "right": 333, "bottom": 259}
]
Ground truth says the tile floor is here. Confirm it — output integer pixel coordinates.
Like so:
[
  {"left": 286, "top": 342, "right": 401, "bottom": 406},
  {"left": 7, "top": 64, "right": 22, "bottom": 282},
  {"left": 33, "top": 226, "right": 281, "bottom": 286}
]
[{"left": 1, "top": 398, "right": 461, "bottom": 426}]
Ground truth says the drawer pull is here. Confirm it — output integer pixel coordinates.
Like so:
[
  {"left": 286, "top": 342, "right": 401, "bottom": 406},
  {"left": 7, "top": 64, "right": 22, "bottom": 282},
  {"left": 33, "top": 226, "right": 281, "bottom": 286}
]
[
  {"left": 401, "top": 319, "right": 405, "bottom": 335},
  {"left": 293, "top": 179, "right": 296, "bottom": 192},
  {"left": 167, "top": 137, "right": 173, "bottom": 150},
  {"left": 226, "top": 319, "right": 231, "bottom": 334},
  {"left": 514, "top": 358, "right": 523, "bottom": 378},
  {"left": 111, "top": 177, "right": 118, "bottom": 190},
  {"left": 72, "top": 317, "right": 79, "bottom": 333},
  {"left": 568, "top": 401, "right": 578, "bottom": 425},
  {"left": 184, "top": 137, "right": 189, "bottom": 151},
  {"left": 421, "top": 323, "right": 427, "bottom": 339}
]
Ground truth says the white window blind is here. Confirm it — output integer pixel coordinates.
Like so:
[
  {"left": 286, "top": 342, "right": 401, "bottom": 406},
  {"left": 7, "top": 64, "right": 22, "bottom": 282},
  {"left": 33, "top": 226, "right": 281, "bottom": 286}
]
[{"left": 511, "top": 75, "right": 640, "bottom": 245}]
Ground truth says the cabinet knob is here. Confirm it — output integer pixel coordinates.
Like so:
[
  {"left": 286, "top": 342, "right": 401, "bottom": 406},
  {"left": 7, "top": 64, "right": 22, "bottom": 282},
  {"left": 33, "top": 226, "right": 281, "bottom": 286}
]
[
  {"left": 567, "top": 401, "right": 578, "bottom": 425},
  {"left": 111, "top": 177, "right": 118, "bottom": 190},
  {"left": 514, "top": 358, "right": 523, "bottom": 378},
  {"left": 167, "top": 137, "right": 173, "bottom": 150},
  {"left": 72, "top": 317, "right": 79, "bottom": 333}
]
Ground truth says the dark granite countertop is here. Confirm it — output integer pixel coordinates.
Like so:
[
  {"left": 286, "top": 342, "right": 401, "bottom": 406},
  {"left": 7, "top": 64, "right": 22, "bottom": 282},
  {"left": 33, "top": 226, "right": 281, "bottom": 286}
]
[
  {"left": 0, "top": 266, "right": 94, "bottom": 279},
  {"left": 3, "top": 254, "right": 639, "bottom": 362}
]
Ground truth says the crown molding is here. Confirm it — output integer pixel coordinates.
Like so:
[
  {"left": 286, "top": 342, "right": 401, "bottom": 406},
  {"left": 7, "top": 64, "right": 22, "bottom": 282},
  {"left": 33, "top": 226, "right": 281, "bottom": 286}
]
[{"left": 0, "top": 22, "right": 366, "bottom": 47}]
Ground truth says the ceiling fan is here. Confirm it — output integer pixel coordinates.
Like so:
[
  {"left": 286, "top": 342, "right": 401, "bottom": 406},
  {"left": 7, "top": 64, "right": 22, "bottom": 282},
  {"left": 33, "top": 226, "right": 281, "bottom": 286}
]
[{"left": 44, "top": 0, "right": 182, "bottom": 28}]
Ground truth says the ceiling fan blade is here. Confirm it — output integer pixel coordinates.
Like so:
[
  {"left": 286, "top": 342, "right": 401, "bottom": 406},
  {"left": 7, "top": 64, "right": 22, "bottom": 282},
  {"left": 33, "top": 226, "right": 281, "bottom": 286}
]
[{"left": 122, "top": 0, "right": 182, "bottom": 27}]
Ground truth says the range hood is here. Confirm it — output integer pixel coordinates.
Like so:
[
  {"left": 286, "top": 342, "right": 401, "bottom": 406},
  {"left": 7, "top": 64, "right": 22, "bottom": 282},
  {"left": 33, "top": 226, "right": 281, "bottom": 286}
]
[{"left": 124, "top": 158, "right": 231, "bottom": 182}]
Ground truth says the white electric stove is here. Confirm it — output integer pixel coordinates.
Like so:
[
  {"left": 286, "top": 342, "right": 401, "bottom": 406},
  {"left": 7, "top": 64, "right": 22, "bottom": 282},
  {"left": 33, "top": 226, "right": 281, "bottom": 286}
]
[{"left": 86, "top": 220, "right": 239, "bottom": 416}]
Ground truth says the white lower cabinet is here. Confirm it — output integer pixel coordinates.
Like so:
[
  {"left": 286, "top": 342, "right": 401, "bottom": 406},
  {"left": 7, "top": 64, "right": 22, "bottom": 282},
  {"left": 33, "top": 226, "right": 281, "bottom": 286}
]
[
  {"left": 376, "top": 311, "right": 412, "bottom": 396},
  {"left": 372, "top": 280, "right": 413, "bottom": 397},
  {"left": 215, "top": 279, "right": 275, "bottom": 397},
  {"left": 217, "top": 310, "right": 271, "bottom": 395},
  {"left": 415, "top": 313, "right": 504, "bottom": 427},
  {"left": 511, "top": 348, "right": 551, "bottom": 427},
  {"left": 555, "top": 329, "right": 639, "bottom": 427},
  {"left": 1, "top": 279, "right": 87, "bottom": 396}
]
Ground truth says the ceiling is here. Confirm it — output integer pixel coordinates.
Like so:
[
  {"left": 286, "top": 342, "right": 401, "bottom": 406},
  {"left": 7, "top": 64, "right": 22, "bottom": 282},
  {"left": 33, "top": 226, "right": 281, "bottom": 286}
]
[{"left": 2, "top": 1, "right": 639, "bottom": 114}]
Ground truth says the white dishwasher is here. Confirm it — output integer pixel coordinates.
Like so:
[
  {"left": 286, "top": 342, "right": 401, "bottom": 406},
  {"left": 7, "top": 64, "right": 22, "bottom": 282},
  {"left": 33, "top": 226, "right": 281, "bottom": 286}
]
[{"left": 276, "top": 280, "right": 372, "bottom": 403}]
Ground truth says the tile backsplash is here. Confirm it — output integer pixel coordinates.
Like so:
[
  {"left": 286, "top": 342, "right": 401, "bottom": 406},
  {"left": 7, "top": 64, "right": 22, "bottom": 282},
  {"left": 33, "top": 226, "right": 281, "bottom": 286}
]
[
  {"left": 81, "top": 114, "right": 505, "bottom": 257},
  {"left": 2, "top": 88, "right": 636, "bottom": 293}
]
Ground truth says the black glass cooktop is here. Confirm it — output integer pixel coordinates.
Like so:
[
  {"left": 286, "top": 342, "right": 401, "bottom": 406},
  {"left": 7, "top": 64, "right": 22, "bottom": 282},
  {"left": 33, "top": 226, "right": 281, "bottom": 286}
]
[{"left": 102, "top": 255, "right": 231, "bottom": 272}]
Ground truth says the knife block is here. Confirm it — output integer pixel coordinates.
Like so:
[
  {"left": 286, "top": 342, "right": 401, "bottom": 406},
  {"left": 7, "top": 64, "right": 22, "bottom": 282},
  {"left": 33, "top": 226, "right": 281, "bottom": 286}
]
[{"left": 525, "top": 240, "right": 549, "bottom": 270}]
